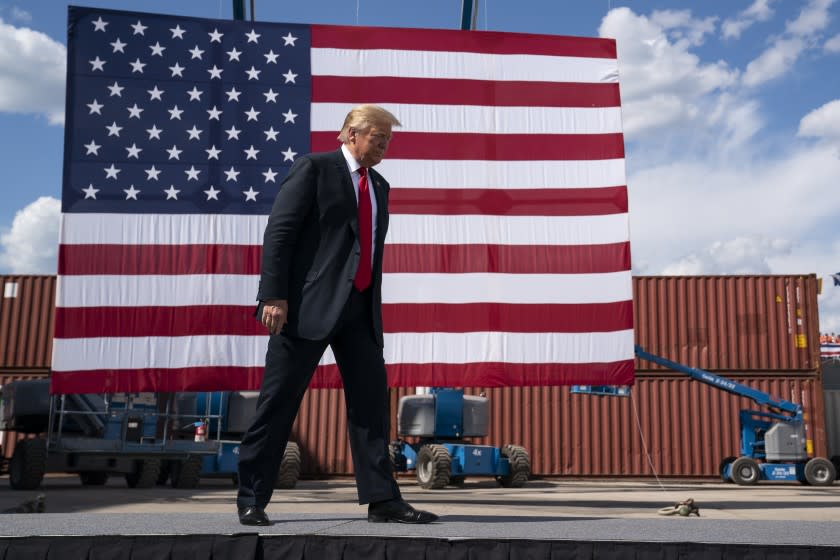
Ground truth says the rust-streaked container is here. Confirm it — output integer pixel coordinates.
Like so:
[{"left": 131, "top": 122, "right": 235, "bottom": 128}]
[
  {"left": 0, "top": 275, "right": 56, "bottom": 369},
  {"left": 0, "top": 371, "right": 50, "bottom": 461},
  {"left": 633, "top": 275, "right": 820, "bottom": 373},
  {"left": 291, "top": 376, "right": 826, "bottom": 477}
]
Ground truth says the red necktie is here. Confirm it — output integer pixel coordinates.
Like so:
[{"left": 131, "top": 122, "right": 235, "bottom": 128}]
[{"left": 353, "top": 167, "right": 372, "bottom": 291}]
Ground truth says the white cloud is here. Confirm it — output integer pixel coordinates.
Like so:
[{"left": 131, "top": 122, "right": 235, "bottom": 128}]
[
  {"left": 628, "top": 143, "right": 840, "bottom": 280},
  {"left": 825, "top": 33, "right": 840, "bottom": 52},
  {"left": 721, "top": 0, "right": 777, "bottom": 40},
  {"left": 0, "top": 197, "right": 61, "bottom": 274},
  {"left": 785, "top": 0, "right": 836, "bottom": 36},
  {"left": 661, "top": 236, "right": 792, "bottom": 275},
  {"left": 798, "top": 99, "right": 840, "bottom": 140},
  {"left": 600, "top": 7, "right": 738, "bottom": 138},
  {"left": 742, "top": 37, "right": 806, "bottom": 87},
  {"left": 10, "top": 6, "right": 32, "bottom": 22},
  {"left": 0, "top": 17, "right": 66, "bottom": 125},
  {"left": 742, "top": 0, "right": 837, "bottom": 87}
]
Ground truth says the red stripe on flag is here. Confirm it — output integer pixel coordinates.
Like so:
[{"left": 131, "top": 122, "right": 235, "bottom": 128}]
[
  {"left": 311, "top": 132, "right": 625, "bottom": 161},
  {"left": 312, "top": 76, "right": 621, "bottom": 107},
  {"left": 313, "top": 361, "right": 636, "bottom": 388},
  {"left": 55, "top": 306, "right": 264, "bottom": 337},
  {"left": 389, "top": 187, "right": 628, "bottom": 216},
  {"left": 49, "top": 360, "right": 635, "bottom": 394},
  {"left": 50, "top": 367, "right": 266, "bottom": 394},
  {"left": 54, "top": 301, "right": 632, "bottom": 338},
  {"left": 58, "top": 242, "right": 630, "bottom": 276},
  {"left": 58, "top": 244, "right": 261, "bottom": 275},
  {"left": 383, "top": 302, "right": 633, "bottom": 333},
  {"left": 384, "top": 243, "right": 631, "bottom": 274},
  {"left": 311, "top": 25, "right": 617, "bottom": 58}
]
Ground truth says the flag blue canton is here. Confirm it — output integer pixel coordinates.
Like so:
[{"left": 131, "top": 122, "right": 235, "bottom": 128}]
[{"left": 63, "top": 7, "right": 311, "bottom": 215}]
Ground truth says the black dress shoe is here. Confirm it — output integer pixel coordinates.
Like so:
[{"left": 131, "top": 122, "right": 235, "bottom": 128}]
[
  {"left": 238, "top": 505, "right": 270, "bottom": 526},
  {"left": 368, "top": 499, "right": 438, "bottom": 524}
]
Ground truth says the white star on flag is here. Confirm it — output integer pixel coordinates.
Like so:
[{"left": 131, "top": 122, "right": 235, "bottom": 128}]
[
  {"left": 125, "top": 143, "right": 142, "bottom": 158},
  {"left": 148, "top": 86, "right": 164, "bottom": 100},
  {"left": 164, "top": 185, "right": 180, "bottom": 200},
  {"left": 145, "top": 165, "right": 161, "bottom": 180},
  {"left": 262, "top": 168, "right": 278, "bottom": 183},
  {"left": 84, "top": 140, "right": 101, "bottom": 155},
  {"left": 106, "top": 122, "right": 122, "bottom": 136},
  {"left": 127, "top": 104, "right": 144, "bottom": 119},
  {"left": 110, "top": 38, "right": 126, "bottom": 52},
  {"left": 170, "top": 25, "right": 186, "bottom": 39},
  {"left": 167, "top": 145, "right": 182, "bottom": 160},
  {"left": 282, "top": 109, "right": 297, "bottom": 123},
  {"left": 186, "top": 126, "right": 203, "bottom": 140},
  {"left": 264, "top": 127, "right": 279, "bottom": 141},
  {"left": 208, "top": 28, "right": 223, "bottom": 42},
  {"left": 123, "top": 185, "right": 140, "bottom": 199},
  {"left": 205, "top": 145, "right": 222, "bottom": 159},
  {"left": 283, "top": 69, "right": 297, "bottom": 83},
  {"left": 89, "top": 57, "right": 106, "bottom": 71},
  {"left": 131, "top": 20, "right": 147, "bottom": 35},
  {"left": 187, "top": 87, "right": 203, "bottom": 101},
  {"left": 246, "top": 30, "right": 260, "bottom": 43},
  {"left": 204, "top": 185, "right": 220, "bottom": 200},
  {"left": 104, "top": 164, "right": 120, "bottom": 179},
  {"left": 264, "top": 50, "right": 279, "bottom": 63},
  {"left": 227, "top": 47, "right": 242, "bottom": 61},
  {"left": 87, "top": 99, "right": 104, "bottom": 114},
  {"left": 92, "top": 16, "right": 108, "bottom": 32},
  {"left": 243, "top": 145, "right": 260, "bottom": 160},
  {"left": 243, "top": 187, "right": 259, "bottom": 201},
  {"left": 149, "top": 42, "right": 166, "bottom": 56},
  {"left": 185, "top": 166, "right": 201, "bottom": 181},
  {"left": 189, "top": 46, "right": 204, "bottom": 59},
  {"left": 82, "top": 184, "right": 99, "bottom": 199},
  {"left": 282, "top": 147, "right": 297, "bottom": 161},
  {"left": 146, "top": 125, "right": 162, "bottom": 139},
  {"left": 263, "top": 89, "right": 278, "bottom": 103},
  {"left": 282, "top": 32, "right": 297, "bottom": 46},
  {"left": 224, "top": 167, "right": 240, "bottom": 182},
  {"left": 108, "top": 81, "right": 124, "bottom": 96}
]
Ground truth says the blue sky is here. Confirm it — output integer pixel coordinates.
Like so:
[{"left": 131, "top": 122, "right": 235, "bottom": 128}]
[{"left": 2, "top": 0, "right": 840, "bottom": 332}]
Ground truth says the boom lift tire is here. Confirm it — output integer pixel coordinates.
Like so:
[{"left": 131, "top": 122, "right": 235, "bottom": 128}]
[
  {"left": 170, "top": 456, "right": 203, "bottom": 489},
  {"left": 9, "top": 439, "right": 47, "bottom": 490},
  {"left": 275, "top": 442, "right": 301, "bottom": 489},
  {"left": 496, "top": 444, "right": 530, "bottom": 488},
  {"left": 730, "top": 456, "right": 760, "bottom": 486},
  {"left": 719, "top": 456, "right": 736, "bottom": 483},
  {"left": 804, "top": 457, "right": 836, "bottom": 486},
  {"left": 416, "top": 444, "right": 451, "bottom": 489},
  {"left": 125, "top": 458, "right": 162, "bottom": 488}
]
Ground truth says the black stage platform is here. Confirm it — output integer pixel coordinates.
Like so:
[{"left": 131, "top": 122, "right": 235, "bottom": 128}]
[{"left": 1, "top": 513, "right": 838, "bottom": 558}]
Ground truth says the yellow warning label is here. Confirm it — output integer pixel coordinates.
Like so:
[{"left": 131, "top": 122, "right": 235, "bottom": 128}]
[
  {"left": 775, "top": 295, "right": 782, "bottom": 303},
  {"left": 796, "top": 334, "right": 807, "bottom": 348},
  {"left": 806, "top": 439, "right": 813, "bottom": 455}
]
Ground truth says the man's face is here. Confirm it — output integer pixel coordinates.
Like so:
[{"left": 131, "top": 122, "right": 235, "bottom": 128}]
[{"left": 348, "top": 123, "right": 392, "bottom": 167}]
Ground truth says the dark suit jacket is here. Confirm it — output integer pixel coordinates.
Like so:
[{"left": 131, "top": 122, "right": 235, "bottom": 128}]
[{"left": 257, "top": 149, "right": 390, "bottom": 345}]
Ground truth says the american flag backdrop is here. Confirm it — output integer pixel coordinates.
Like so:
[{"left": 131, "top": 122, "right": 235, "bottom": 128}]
[{"left": 53, "top": 6, "right": 635, "bottom": 394}]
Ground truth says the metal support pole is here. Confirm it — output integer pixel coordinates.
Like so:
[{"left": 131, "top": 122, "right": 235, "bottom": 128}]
[
  {"left": 232, "top": 0, "right": 245, "bottom": 20},
  {"left": 250, "top": 0, "right": 255, "bottom": 21},
  {"left": 460, "top": 0, "right": 475, "bottom": 30}
]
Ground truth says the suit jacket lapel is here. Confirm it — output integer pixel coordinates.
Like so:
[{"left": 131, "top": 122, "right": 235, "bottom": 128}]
[{"left": 332, "top": 150, "right": 358, "bottom": 236}]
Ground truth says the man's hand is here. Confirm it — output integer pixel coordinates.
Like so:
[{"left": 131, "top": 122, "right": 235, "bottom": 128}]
[{"left": 261, "top": 299, "right": 288, "bottom": 335}]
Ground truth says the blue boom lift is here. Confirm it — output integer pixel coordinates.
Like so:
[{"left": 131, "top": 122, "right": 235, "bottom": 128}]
[
  {"left": 389, "top": 389, "right": 530, "bottom": 489},
  {"left": 574, "top": 345, "right": 836, "bottom": 486}
]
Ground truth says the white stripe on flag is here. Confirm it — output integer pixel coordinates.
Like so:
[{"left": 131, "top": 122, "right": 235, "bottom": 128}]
[
  {"left": 51, "top": 330, "right": 634, "bottom": 371},
  {"left": 312, "top": 48, "right": 619, "bottom": 83},
  {"left": 389, "top": 214, "right": 629, "bottom": 245},
  {"left": 56, "top": 271, "right": 631, "bottom": 307},
  {"left": 59, "top": 213, "right": 628, "bottom": 246},
  {"left": 383, "top": 271, "right": 633, "bottom": 304},
  {"left": 60, "top": 213, "right": 267, "bottom": 245},
  {"left": 376, "top": 159, "right": 627, "bottom": 189},
  {"left": 311, "top": 103, "right": 624, "bottom": 135}
]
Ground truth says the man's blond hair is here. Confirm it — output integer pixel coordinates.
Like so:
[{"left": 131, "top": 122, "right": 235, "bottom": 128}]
[{"left": 337, "top": 104, "right": 401, "bottom": 143}]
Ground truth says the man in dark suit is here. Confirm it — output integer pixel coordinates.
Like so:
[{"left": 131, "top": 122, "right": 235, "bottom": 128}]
[{"left": 237, "top": 105, "right": 438, "bottom": 526}]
